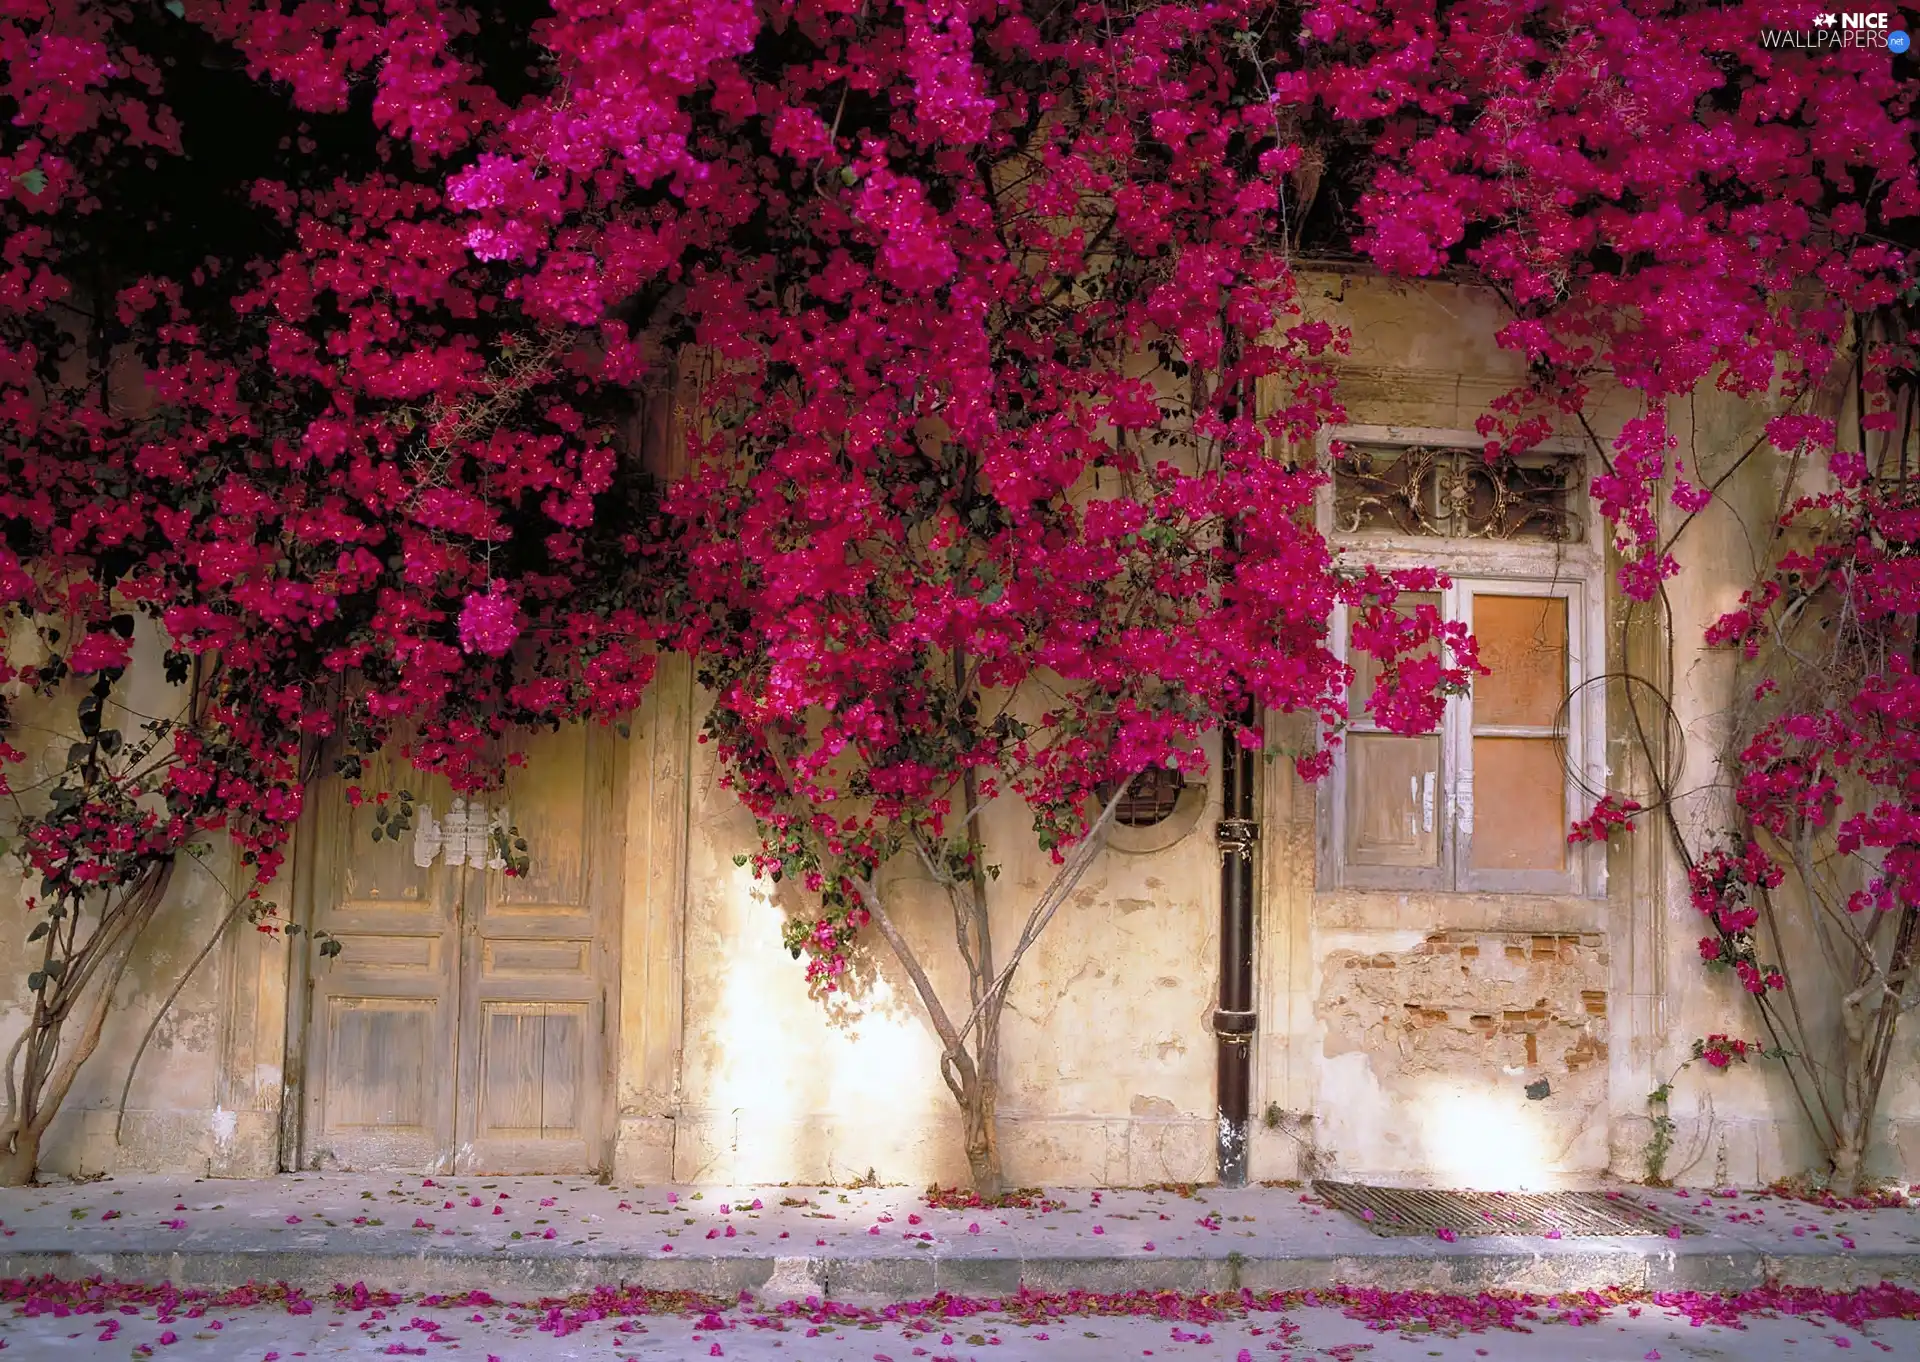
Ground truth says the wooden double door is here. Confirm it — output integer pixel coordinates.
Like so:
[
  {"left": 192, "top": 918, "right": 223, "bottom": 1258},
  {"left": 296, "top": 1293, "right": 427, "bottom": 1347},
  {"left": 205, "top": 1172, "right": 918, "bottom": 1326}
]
[{"left": 297, "top": 726, "right": 622, "bottom": 1175}]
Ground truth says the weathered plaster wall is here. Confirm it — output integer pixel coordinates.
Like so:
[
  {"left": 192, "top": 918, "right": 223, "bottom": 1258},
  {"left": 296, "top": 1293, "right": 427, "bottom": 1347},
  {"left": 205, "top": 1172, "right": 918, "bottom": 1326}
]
[
  {"left": 0, "top": 626, "right": 287, "bottom": 1180},
  {"left": 1239, "top": 273, "right": 1918, "bottom": 1191},
  {"left": 1229, "top": 273, "right": 1625, "bottom": 1188},
  {"left": 1625, "top": 376, "right": 1920, "bottom": 1189},
  {"left": 14, "top": 279, "right": 1910, "bottom": 1194},
  {"left": 637, "top": 691, "right": 1224, "bottom": 1187},
  {"left": 608, "top": 353, "right": 1229, "bottom": 1189},
  {"left": 1311, "top": 928, "right": 1610, "bottom": 1183}
]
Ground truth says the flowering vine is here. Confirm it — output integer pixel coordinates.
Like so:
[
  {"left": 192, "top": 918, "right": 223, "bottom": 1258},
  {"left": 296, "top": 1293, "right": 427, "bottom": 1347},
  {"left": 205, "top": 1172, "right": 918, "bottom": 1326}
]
[{"left": 0, "top": 1, "right": 1912, "bottom": 1193}]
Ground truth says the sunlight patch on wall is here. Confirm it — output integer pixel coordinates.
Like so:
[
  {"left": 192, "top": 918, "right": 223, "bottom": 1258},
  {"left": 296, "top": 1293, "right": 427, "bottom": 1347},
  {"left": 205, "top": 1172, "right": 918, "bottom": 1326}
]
[
  {"left": 700, "top": 863, "right": 944, "bottom": 1180},
  {"left": 1415, "top": 1083, "right": 1550, "bottom": 1190}
]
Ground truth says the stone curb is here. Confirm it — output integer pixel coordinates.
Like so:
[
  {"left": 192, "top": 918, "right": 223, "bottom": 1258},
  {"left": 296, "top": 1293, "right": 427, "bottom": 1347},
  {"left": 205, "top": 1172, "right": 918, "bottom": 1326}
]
[{"left": 4, "top": 1243, "right": 1918, "bottom": 1302}]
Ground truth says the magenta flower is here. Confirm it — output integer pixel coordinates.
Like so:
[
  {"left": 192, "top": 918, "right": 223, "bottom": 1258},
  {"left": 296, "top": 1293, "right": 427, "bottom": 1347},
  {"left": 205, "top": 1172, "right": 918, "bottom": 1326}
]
[{"left": 458, "top": 582, "right": 520, "bottom": 657}]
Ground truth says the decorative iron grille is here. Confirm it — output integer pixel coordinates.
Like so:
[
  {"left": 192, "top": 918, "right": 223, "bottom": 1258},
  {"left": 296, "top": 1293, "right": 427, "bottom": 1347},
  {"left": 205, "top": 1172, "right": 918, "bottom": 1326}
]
[
  {"left": 1102, "top": 767, "right": 1187, "bottom": 828},
  {"left": 1333, "top": 444, "right": 1584, "bottom": 541}
]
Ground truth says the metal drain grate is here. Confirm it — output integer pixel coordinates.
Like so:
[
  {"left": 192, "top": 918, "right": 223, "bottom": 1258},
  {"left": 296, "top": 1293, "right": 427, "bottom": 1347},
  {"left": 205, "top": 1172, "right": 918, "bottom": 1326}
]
[{"left": 1313, "top": 1181, "right": 1701, "bottom": 1238}]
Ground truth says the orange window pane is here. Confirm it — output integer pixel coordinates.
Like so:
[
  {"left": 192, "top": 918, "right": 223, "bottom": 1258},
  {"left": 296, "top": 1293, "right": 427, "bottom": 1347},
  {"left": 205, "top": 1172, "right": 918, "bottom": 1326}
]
[
  {"left": 1472, "top": 594, "right": 1568, "bottom": 728},
  {"left": 1345, "top": 733, "right": 1441, "bottom": 868},
  {"left": 1348, "top": 592, "right": 1440, "bottom": 723},
  {"left": 1469, "top": 737, "right": 1566, "bottom": 871}
]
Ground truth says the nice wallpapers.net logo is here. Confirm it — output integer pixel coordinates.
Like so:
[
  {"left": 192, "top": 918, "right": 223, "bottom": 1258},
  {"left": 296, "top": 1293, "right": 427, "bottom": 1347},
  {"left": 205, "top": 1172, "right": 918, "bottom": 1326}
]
[{"left": 1760, "top": 11, "right": 1912, "bottom": 52}]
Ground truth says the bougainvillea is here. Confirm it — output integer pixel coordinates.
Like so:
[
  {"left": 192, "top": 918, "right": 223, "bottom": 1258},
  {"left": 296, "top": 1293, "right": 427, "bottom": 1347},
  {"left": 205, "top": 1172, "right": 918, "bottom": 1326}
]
[
  {"left": 0, "top": 2, "right": 1913, "bottom": 1189},
  {"left": 0, "top": 3, "right": 665, "bottom": 1181},
  {"left": 1283, "top": 0, "right": 1915, "bottom": 1194}
]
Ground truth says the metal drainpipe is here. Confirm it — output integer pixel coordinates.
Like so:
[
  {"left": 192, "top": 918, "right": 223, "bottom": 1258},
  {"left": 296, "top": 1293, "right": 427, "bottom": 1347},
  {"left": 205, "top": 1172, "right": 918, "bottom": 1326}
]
[{"left": 1214, "top": 697, "right": 1259, "bottom": 1186}]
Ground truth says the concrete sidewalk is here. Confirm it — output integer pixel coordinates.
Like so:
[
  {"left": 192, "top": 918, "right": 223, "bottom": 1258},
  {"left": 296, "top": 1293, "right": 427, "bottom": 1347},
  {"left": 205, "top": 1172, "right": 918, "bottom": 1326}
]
[{"left": 2, "top": 1175, "right": 1917, "bottom": 1302}]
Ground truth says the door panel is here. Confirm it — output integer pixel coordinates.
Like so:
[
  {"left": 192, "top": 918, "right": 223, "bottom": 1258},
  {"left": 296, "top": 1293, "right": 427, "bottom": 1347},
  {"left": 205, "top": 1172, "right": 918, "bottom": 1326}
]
[
  {"left": 321, "top": 997, "right": 434, "bottom": 1129},
  {"left": 303, "top": 751, "right": 460, "bottom": 1172},
  {"left": 475, "top": 1002, "right": 585, "bottom": 1137},
  {"left": 301, "top": 726, "right": 621, "bottom": 1175},
  {"left": 456, "top": 723, "right": 617, "bottom": 1174},
  {"left": 1345, "top": 733, "right": 1441, "bottom": 868}
]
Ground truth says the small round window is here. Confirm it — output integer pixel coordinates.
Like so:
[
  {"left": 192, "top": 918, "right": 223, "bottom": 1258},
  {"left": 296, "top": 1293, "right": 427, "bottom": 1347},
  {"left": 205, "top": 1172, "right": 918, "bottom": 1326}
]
[
  {"left": 1104, "top": 766, "right": 1186, "bottom": 827},
  {"left": 1095, "top": 761, "right": 1207, "bottom": 854}
]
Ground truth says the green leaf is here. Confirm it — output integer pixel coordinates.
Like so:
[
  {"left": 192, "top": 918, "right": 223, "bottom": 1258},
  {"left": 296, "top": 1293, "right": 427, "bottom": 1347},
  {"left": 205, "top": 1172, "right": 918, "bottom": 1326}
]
[
  {"left": 15, "top": 168, "right": 46, "bottom": 196},
  {"left": 27, "top": 921, "right": 48, "bottom": 942},
  {"left": 164, "top": 0, "right": 185, "bottom": 16}
]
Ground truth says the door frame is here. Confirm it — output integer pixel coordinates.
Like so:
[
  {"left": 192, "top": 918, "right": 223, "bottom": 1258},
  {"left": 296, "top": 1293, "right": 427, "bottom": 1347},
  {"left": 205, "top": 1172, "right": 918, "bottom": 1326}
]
[
  {"left": 279, "top": 771, "right": 322, "bottom": 1172},
  {"left": 280, "top": 729, "right": 628, "bottom": 1174}
]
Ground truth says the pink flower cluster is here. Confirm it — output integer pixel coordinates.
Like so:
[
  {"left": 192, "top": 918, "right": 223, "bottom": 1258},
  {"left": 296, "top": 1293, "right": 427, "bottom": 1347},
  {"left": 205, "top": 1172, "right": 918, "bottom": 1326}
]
[{"left": 1692, "top": 1034, "right": 1761, "bottom": 1070}]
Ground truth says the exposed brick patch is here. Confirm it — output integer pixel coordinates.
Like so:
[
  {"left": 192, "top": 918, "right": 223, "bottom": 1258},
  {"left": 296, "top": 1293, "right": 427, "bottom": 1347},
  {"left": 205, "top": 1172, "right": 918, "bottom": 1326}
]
[{"left": 1318, "top": 931, "right": 1610, "bottom": 1086}]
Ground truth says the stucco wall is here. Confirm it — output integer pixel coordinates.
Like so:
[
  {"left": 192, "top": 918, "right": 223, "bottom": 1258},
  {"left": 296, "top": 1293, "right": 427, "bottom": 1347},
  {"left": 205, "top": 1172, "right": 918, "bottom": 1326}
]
[
  {"left": 10, "top": 274, "right": 1912, "bottom": 1192},
  {"left": 651, "top": 695, "right": 1225, "bottom": 1187},
  {"left": 0, "top": 624, "right": 288, "bottom": 1180},
  {"left": 1621, "top": 376, "right": 1920, "bottom": 1188},
  {"left": 1237, "top": 273, "right": 1917, "bottom": 1191}
]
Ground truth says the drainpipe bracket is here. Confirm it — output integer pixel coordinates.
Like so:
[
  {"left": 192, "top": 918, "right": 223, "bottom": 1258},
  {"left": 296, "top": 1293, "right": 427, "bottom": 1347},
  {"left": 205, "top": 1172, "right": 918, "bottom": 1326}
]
[
  {"left": 1216, "top": 817, "right": 1259, "bottom": 861},
  {"left": 1213, "top": 1008, "right": 1258, "bottom": 1037}
]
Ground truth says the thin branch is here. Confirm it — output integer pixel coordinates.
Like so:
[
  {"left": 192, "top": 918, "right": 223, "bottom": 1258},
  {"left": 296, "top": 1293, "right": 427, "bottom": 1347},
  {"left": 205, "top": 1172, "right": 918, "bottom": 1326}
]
[
  {"left": 951, "top": 780, "right": 1129, "bottom": 1049},
  {"left": 25, "top": 861, "right": 173, "bottom": 1150},
  {"left": 115, "top": 893, "right": 247, "bottom": 1145},
  {"left": 856, "top": 875, "right": 968, "bottom": 1064}
]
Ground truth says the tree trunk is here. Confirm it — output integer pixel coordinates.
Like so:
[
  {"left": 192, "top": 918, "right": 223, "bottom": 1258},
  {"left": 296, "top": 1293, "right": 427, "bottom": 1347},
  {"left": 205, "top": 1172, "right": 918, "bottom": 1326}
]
[
  {"left": 1828, "top": 899, "right": 1919, "bottom": 1196},
  {"left": 0, "top": 1021, "right": 59, "bottom": 1188},
  {"left": 1831, "top": 986, "right": 1868, "bottom": 1193},
  {"left": 961, "top": 1069, "right": 1003, "bottom": 1199},
  {"left": 0, "top": 861, "right": 172, "bottom": 1186},
  {"left": 1831, "top": 987, "right": 1871, "bottom": 1196},
  {"left": 0, "top": 1139, "right": 38, "bottom": 1188},
  {"left": 1831, "top": 1131, "right": 1865, "bottom": 1196},
  {"left": 859, "top": 773, "right": 1125, "bottom": 1201}
]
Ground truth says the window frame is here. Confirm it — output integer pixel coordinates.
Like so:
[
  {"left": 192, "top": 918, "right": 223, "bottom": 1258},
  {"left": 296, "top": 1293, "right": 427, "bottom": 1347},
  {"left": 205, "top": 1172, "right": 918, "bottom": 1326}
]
[{"left": 1314, "top": 426, "right": 1608, "bottom": 900}]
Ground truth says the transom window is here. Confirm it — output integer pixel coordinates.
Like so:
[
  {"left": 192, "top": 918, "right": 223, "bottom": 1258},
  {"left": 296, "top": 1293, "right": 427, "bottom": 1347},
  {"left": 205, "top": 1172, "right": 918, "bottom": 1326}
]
[
  {"left": 1318, "top": 428, "right": 1604, "bottom": 898},
  {"left": 1332, "top": 443, "right": 1585, "bottom": 542}
]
